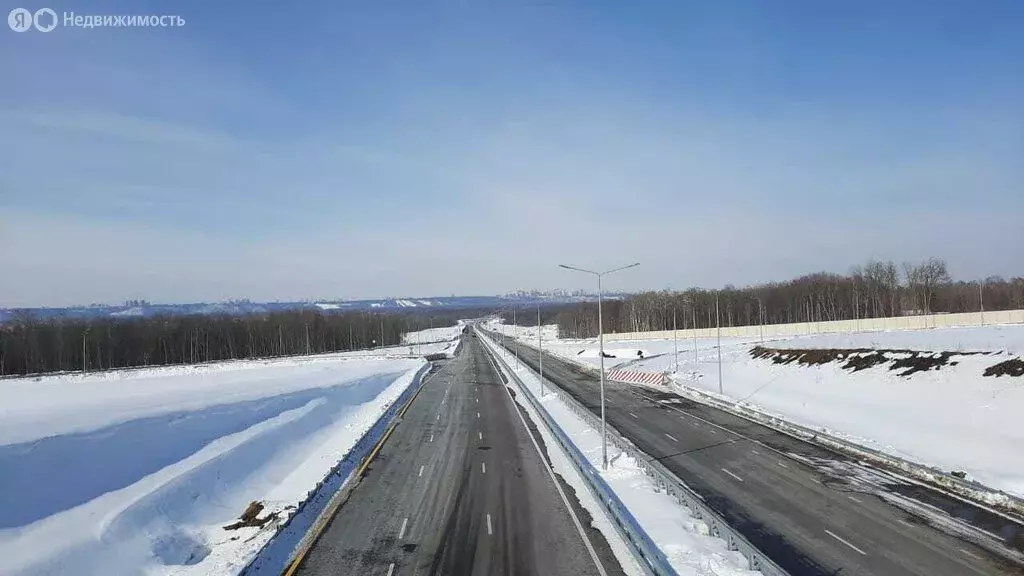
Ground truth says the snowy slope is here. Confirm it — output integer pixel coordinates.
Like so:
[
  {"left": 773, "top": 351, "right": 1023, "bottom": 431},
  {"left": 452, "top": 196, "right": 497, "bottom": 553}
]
[
  {"left": 0, "top": 354, "right": 426, "bottom": 576},
  {"left": 400, "top": 322, "right": 464, "bottom": 345},
  {"left": 500, "top": 323, "right": 1024, "bottom": 499}
]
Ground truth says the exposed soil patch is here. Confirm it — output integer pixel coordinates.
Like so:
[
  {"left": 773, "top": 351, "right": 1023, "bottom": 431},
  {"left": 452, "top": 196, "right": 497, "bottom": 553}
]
[
  {"left": 223, "top": 501, "right": 279, "bottom": 530},
  {"left": 984, "top": 358, "right": 1024, "bottom": 378},
  {"left": 750, "top": 346, "right": 996, "bottom": 377}
]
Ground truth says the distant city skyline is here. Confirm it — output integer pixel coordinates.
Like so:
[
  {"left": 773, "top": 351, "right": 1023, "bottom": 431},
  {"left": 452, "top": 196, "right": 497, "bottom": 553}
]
[{"left": 2, "top": 1, "right": 1022, "bottom": 307}]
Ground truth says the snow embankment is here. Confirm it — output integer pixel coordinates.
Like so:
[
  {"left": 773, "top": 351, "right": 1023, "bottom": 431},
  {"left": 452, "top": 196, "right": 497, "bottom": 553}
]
[
  {"left": 400, "top": 323, "right": 464, "bottom": 345},
  {"left": 0, "top": 354, "right": 426, "bottom": 576},
  {"left": 524, "top": 322, "right": 1024, "bottom": 500}
]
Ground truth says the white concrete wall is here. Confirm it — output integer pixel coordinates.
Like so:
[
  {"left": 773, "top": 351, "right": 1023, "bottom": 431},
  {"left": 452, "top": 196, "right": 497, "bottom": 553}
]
[{"left": 602, "top": 309, "right": 1024, "bottom": 342}]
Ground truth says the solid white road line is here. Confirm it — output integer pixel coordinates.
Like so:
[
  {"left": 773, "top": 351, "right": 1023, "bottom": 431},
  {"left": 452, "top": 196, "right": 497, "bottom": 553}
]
[
  {"left": 960, "top": 548, "right": 983, "bottom": 560},
  {"left": 418, "top": 465, "right": 424, "bottom": 477},
  {"left": 398, "top": 517, "right": 408, "bottom": 539},
  {"left": 386, "top": 563, "right": 395, "bottom": 576},
  {"left": 486, "top": 513, "right": 493, "bottom": 535},
  {"left": 824, "top": 529, "right": 867, "bottom": 555},
  {"left": 664, "top": 433, "right": 679, "bottom": 442},
  {"left": 721, "top": 468, "right": 744, "bottom": 482},
  {"left": 481, "top": 462, "right": 487, "bottom": 474}
]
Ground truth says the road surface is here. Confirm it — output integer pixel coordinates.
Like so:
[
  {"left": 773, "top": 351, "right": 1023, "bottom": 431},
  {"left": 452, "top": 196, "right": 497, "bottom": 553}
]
[
  {"left": 499, "top": 335, "right": 1024, "bottom": 576},
  {"left": 296, "top": 335, "right": 624, "bottom": 576}
]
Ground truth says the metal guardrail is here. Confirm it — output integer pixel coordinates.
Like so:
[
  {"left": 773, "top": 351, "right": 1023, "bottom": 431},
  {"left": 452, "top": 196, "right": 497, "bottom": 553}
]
[
  {"left": 484, "top": 331, "right": 789, "bottom": 576},
  {"left": 240, "top": 361, "right": 434, "bottom": 575},
  {"left": 478, "top": 331, "right": 677, "bottom": 576},
  {"left": 670, "top": 382, "right": 1024, "bottom": 522}
]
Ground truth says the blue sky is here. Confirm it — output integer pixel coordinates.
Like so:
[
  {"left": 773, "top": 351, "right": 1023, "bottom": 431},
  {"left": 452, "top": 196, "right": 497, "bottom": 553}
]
[{"left": 1, "top": 1, "right": 1022, "bottom": 306}]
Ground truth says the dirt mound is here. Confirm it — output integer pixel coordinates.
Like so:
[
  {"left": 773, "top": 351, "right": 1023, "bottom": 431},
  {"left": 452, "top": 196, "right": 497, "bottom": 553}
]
[
  {"left": 750, "top": 346, "right": 992, "bottom": 377},
  {"left": 984, "top": 358, "right": 1024, "bottom": 378}
]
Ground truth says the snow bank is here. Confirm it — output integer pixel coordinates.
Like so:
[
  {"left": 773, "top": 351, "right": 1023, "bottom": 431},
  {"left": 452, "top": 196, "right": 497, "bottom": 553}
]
[
  {"left": 0, "top": 354, "right": 425, "bottom": 576},
  {"left": 400, "top": 323, "right": 464, "bottom": 345}
]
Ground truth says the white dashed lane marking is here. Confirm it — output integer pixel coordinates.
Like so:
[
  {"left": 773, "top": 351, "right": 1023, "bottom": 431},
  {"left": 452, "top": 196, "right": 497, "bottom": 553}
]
[
  {"left": 721, "top": 468, "right": 744, "bottom": 482},
  {"left": 960, "top": 548, "right": 983, "bottom": 561},
  {"left": 825, "top": 529, "right": 867, "bottom": 555}
]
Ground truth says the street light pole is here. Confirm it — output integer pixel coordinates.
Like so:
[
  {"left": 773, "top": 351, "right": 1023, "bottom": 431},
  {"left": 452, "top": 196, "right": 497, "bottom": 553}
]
[
  {"left": 692, "top": 302, "right": 698, "bottom": 369},
  {"left": 672, "top": 306, "right": 678, "bottom": 373},
  {"left": 716, "top": 291, "right": 723, "bottom": 395},
  {"left": 538, "top": 304, "right": 545, "bottom": 396},
  {"left": 559, "top": 261, "right": 640, "bottom": 470},
  {"left": 980, "top": 279, "right": 986, "bottom": 326},
  {"left": 755, "top": 296, "right": 765, "bottom": 344},
  {"left": 514, "top": 307, "right": 519, "bottom": 369}
]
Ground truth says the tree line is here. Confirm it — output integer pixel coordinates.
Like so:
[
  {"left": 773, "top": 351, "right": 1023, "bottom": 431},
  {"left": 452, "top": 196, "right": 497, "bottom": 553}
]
[
  {"left": 0, "top": 308, "right": 476, "bottom": 377},
  {"left": 536, "top": 258, "right": 1024, "bottom": 339}
]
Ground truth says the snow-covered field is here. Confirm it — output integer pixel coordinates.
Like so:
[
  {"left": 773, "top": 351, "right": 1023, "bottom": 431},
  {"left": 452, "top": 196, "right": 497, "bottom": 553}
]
[
  {"left": 400, "top": 322, "right": 464, "bottom": 345},
  {"left": 0, "top": 353, "right": 428, "bottom": 576},
  {"left": 480, "top": 331, "right": 757, "bottom": 576},
  {"left": 491, "top": 320, "right": 1024, "bottom": 499}
]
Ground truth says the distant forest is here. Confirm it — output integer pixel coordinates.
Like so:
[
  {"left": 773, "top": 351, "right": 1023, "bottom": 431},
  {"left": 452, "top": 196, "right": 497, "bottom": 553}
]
[
  {"left": 0, "top": 309, "right": 479, "bottom": 377},
  {"left": 500, "top": 258, "right": 1024, "bottom": 339}
]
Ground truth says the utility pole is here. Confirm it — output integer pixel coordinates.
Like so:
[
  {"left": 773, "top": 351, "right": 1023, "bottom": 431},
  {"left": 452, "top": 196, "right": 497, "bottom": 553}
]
[
  {"left": 538, "top": 304, "right": 545, "bottom": 396},
  {"left": 693, "top": 303, "right": 698, "bottom": 369},
  {"left": 756, "top": 297, "right": 765, "bottom": 344},
  {"left": 82, "top": 330, "right": 88, "bottom": 373},
  {"left": 716, "top": 291, "right": 723, "bottom": 395},
  {"left": 980, "top": 279, "right": 986, "bottom": 326},
  {"left": 513, "top": 308, "right": 519, "bottom": 369},
  {"left": 672, "top": 306, "right": 678, "bottom": 373}
]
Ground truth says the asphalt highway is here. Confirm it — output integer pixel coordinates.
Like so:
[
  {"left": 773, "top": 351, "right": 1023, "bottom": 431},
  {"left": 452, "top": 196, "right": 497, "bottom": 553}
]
[
  {"left": 296, "top": 335, "right": 624, "bottom": 576},
  {"left": 500, "top": 336, "right": 1024, "bottom": 576}
]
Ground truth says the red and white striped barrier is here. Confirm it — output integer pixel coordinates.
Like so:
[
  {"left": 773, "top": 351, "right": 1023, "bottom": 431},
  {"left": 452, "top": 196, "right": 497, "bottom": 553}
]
[{"left": 606, "top": 369, "right": 668, "bottom": 386}]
